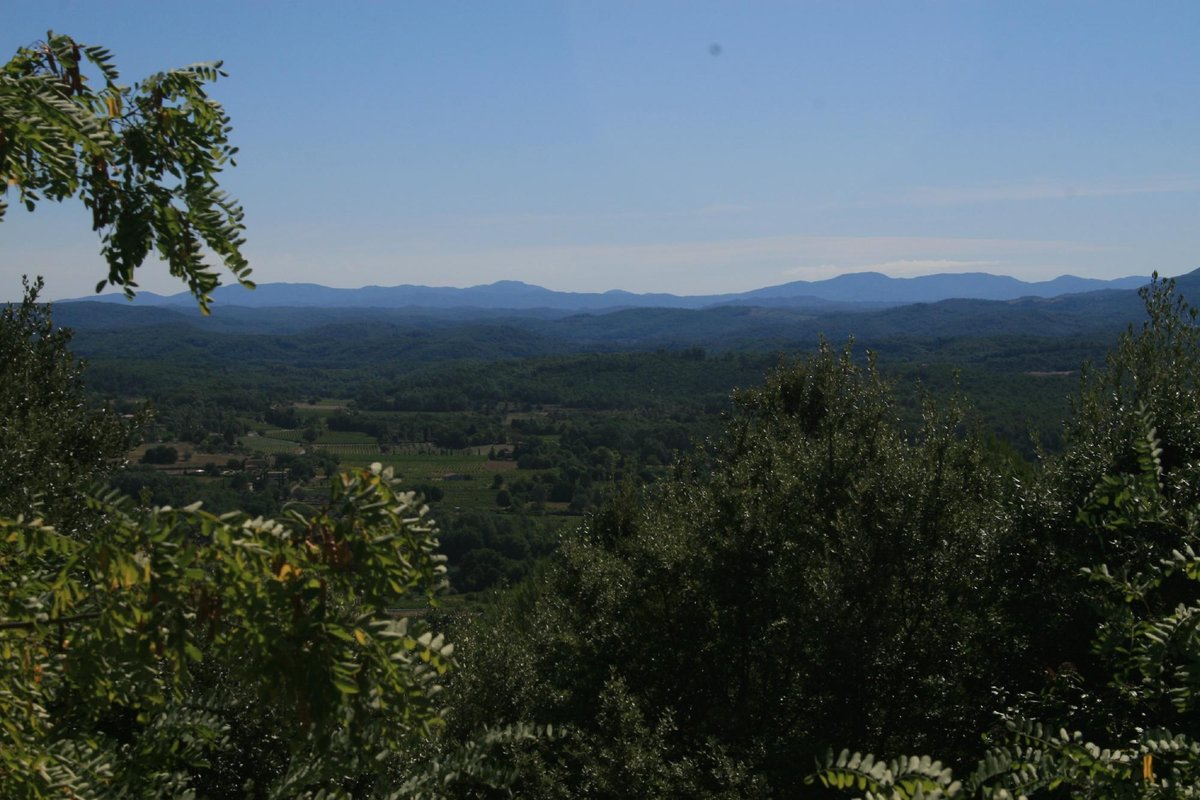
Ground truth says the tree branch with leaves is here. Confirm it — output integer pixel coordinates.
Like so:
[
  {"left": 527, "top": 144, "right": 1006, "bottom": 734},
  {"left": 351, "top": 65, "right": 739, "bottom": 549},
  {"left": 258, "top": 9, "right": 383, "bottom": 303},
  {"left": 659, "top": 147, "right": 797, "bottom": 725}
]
[{"left": 0, "top": 31, "right": 251, "bottom": 311}]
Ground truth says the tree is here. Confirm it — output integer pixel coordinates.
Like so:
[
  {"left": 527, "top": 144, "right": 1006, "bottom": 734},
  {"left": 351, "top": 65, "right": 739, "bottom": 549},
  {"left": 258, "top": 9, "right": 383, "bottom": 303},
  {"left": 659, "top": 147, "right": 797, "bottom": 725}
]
[
  {"left": 0, "top": 31, "right": 251, "bottom": 310},
  {"left": 812, "top": 277, "right": 1200, "bottom": 798},
  {"left": 1, "top": 464, "right": 456, "bottom": 797},
  {"left": 0, "top": 35, "right": 511, "bottom": 797},
  {"left": 140, "top": 444, "right": 178, "bottom": 465},
  {"left": 0, "top": 277, "right": 135, "bottom": 527},
  {"left": 447, "top": 342, "right": 1016, "bottom": 796}
]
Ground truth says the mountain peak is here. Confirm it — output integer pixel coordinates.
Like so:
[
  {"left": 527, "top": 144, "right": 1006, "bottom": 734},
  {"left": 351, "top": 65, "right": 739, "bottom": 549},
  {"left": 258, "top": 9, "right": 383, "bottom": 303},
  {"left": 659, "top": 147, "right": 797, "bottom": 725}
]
[{"left": 483, "top": 280, "right": 538, "bottom": 289}]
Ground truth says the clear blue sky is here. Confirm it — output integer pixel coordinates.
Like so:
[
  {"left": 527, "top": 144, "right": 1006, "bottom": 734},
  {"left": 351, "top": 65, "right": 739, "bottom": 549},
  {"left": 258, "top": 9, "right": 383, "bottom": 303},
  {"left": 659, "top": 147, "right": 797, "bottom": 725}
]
[{"left": 2, "top": 1, "right": 1199, "bottom": 299}]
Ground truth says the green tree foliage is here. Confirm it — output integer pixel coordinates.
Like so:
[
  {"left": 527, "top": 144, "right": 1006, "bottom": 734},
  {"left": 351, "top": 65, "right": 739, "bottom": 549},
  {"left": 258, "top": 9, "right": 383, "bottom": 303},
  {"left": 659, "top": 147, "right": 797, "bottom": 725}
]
[
  {"left": 983, "top": 276, "right": 1200, "bottom": 730},
  {"left": 139, "top": 444, "right": 178, "bottom": 465},
  {"left": 0, "top": 32, "right": 251, "bottom": 309},
  {"left": 812, "top": 277, "right": 1200, "bottom": 798},
  {"left": 438, "top": 511, "right": 557, "bottom": 593},
  {"left": 0, "top": 34, "right": 524, "bottom": 798},
  {"left": 447, "top": 342, "right": 1015, "bottom": 795},
  {"left": 0, "top": 277, "right": 135, "bottom": 527},
  {"left": 13, "top": 30, "right": 1200, "bottom": 800},
  {"left": 111, "top": 465, "right": 286, "bottom": 518},
  {"left": 1, "top": 465, "right": 455, "bottom": 797}
]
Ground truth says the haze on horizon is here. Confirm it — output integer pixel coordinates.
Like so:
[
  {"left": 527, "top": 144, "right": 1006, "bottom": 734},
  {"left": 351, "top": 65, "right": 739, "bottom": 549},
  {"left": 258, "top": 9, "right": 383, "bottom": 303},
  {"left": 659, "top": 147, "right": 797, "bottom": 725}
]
[{"left": 1, "top": 1, "right": 1198, "bottom": 301}]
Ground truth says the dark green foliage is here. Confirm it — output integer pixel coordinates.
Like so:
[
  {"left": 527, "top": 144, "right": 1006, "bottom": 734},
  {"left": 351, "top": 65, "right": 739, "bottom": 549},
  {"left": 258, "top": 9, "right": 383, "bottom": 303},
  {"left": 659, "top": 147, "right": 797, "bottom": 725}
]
[
  {"left": 139, "top": 444, "right": 177, "bottom": 464},
  {"left": 812, "top": 277, "right": 1200, "bottom": 797},
  {"left": 438, "top": 511, "right": 558, "bottom": 592},
  {"left": 409, "top": 483, "right": 445, "bottom": 503},
  {"left": 0, "top": 279, "right": 135, "bottom": 526},
  {"left": 265, "top": 404, "right": 299, "bottom": 428},
  {"left": 110, "top": 465, "right": 285, "bottom": 517},
  {"left": 442, "top": 279, "right": 1200, "bottom": 797},
  {"left": 62, "top": 311, "right": 1116, "bottom": 471},
  {"left": 273, "top": 450, "right": 339, "bottom": 482},
  {"left": 993, "top": 276, "right": 1200, "bottom": 714},
  {"left": 447, "top": 342, "right": 1014, "bottom": 795},
  {"left": 11, "top": 31, "right": 1196, "bottom": 792}
]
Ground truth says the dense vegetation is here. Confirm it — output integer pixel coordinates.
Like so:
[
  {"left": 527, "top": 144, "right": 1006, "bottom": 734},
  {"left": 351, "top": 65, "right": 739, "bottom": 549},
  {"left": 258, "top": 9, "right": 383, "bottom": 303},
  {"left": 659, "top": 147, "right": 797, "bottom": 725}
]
[
  {"left": 7, "top": 32, "right": 1200, "bottom": 799},
  {"left": 0, "top": 35, "right": 476, "bottom": 797},
  {"left": 15, "top": 274, "right": 1200, "bottom": 797},
  {"left": 428, "top": 277, "right": 1200, "bottom": 798}
]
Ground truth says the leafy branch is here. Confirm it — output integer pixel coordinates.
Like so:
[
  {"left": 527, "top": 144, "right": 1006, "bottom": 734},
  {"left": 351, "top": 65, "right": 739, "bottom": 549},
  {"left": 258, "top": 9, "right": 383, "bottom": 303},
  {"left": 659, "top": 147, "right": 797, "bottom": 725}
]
[{"left": 0, "top": 31, "right": 250, "bottom": 311}]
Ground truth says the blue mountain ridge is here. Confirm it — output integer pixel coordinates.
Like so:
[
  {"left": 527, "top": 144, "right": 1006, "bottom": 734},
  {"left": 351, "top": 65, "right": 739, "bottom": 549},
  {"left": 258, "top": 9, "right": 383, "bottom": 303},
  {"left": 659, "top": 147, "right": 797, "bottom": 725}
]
[{"left": 60, "top": 271, "right": 1152, "bottom": 311}]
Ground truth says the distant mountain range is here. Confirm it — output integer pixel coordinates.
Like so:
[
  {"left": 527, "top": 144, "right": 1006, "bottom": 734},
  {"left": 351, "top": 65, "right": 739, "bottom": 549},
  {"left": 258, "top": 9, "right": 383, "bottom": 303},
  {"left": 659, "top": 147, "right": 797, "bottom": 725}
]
[
  {"left": 50, "top": 269, "right": 1200, "bottom": 357},
  {"left": 63, "top": 271, "right": 1151, "bottom": 312}
]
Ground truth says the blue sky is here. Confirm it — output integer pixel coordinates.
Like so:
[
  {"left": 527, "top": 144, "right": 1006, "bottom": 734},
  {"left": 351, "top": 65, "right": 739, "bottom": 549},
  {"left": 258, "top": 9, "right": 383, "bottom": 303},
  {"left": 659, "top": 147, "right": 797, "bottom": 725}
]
[{"left": 2, "top": 1, "right": 1199, "bottom": 299}]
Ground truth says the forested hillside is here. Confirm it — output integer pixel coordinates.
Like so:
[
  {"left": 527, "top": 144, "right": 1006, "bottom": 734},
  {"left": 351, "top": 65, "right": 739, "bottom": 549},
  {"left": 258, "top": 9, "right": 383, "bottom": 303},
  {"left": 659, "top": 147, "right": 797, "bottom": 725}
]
[
  {"left": 7, "top": 30, "right": 1200, "bottom": 800},
  {"left": 439, "top": 276, "right": 1200, "bottom": 797},
  {"left": 15, "top": 273, "right": 1200, "bottom": 796}
]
